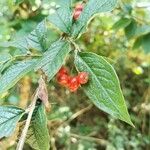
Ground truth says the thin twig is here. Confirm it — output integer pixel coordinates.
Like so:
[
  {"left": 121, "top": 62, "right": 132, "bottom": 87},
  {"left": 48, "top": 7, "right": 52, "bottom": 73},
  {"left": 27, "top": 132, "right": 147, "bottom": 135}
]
[
  {"left": 54, "top": 104, "right": 93, "bottom": 131},
  {"left": 70, "top": 133, "right": 108, "bottom": 146},
  {"left": 16, "top": 88, "right": 39, "bottom": 150},
  {"left": 66, "top": 104, "right": 93, "bottom": 124}
]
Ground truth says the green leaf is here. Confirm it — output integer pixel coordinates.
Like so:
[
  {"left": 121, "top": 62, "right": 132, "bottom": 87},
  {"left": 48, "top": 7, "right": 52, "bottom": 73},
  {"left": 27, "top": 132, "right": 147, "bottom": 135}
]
[
  {"left": 142, "top": 33, "right": 150, "bottom": 53},
  {"left": 47, "top": 0, "right": 72, "bottom": 34},
  {"left": 125, "top": 19, "right": 137, "bottom": 39},
  {"left": 35, "top": 40, "right": 70, "bottom": 81},
  {"left": 72, "top": 0, "right": 117, "bottom": 37},
  {"left": 134, "top": 25, "right": 150, "bottom": 38},
  {"left": 75, "top": 52, "right": 133, "bottom": 126},
  {"left": 125, "top": 21, "right": 150, "bottom": 40},
  {"left": 112, "top": 18, "right": 131, "bottom": 30},
  {"left": 0, "top": 53, "right": 12, "bottom": 73},
  {"left": 0, "top": 53, "right": 12, "bottom": 65},
  {"left": 26, "top": 20, "right": 47, "bottom": 51},
  {"left": 0, "top": 59, "right": 37, "bottom": 94},
  {"left": 14, "top": 0, "right": 24, "bottom": 5},
  {"left": 26, "top": 104, "right": 50, "bottom": 150},
  {"left": 0, "top": 106, "right": 25, "bottom": 138},
  {"left": 133, "top": 37, "right": 143, "bottom": 49},
  {"left": 0, "top": 20, "right": 47, "bottom": 52}
]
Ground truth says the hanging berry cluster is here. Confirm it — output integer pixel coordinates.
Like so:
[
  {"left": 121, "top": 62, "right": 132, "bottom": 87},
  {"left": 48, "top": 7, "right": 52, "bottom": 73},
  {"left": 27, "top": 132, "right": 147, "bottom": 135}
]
[
  {"left": 73, "top": 3, "right": 84, "bottom": 20},
  {"left": 57, "top": 67, "right": 89, "bottom": 92}
]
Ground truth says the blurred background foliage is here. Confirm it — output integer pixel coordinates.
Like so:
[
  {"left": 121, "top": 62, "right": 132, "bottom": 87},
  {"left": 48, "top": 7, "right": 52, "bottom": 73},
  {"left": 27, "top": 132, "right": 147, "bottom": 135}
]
[{"left": 0, "top": 0, "right": 150, "bottom": 150}]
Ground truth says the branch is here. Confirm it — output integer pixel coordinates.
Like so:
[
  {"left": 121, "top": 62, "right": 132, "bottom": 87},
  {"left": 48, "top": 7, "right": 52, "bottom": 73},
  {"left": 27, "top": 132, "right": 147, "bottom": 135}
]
[
  {"left": 54, "top": 104, "right": 93, "bottom": 132},
  {"left": 16, "top": 88, "right": 39, "bottom": 150},
  {"left": 70, "top": 133, "right": 108, "bottom": 146}
]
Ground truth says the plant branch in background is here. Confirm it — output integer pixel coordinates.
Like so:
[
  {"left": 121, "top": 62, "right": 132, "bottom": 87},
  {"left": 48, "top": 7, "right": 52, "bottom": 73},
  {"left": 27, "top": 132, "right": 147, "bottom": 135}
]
[{"left": 16, "top": 83, "right": 39, "bottom": 150}]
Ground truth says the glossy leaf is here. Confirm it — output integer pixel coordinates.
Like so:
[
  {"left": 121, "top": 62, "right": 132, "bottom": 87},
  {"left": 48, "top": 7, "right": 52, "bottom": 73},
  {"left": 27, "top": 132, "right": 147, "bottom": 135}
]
[
  {"left": 72, "top": 0, "right": 117, "bottom": 37},
  {"left": 0, "top": 59, "right": 37, "bottom": 94},
  {"left": 48, "top": 0, "right": 72, "bottom": 34},
  {"left": 26, "top": 104, "right": 50, "bottom": 150},
  {"left": 75, "top": 52, "right": 133, "bottom": 126},
  {"left": 0, "top": 106, "right": 25, "bottom": 138},
  {"left": 35, "top": 40, "right": 70, "bottom": 81}
]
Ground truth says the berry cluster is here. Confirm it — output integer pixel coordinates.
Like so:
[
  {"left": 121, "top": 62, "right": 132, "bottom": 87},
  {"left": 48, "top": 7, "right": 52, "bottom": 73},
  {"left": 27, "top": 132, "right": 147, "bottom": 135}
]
[
  {"left": 73, "top": 3, "right": 84, "bottom": 20},
  {"left": 57, "top": 66, "right": 89, "bottom": 92}
]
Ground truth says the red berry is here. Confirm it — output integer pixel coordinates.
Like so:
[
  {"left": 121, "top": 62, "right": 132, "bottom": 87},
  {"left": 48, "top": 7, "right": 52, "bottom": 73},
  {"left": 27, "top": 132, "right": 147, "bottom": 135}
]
[
  {"left": 78, "top": 72, "right": 89, "bottom": 84},
  {"left": 73, "top": 10, "right": 82, "bottom": 20},
  {"left": 57, "top": 74, "right": 69, "bottom": 86},
  {"left": 75, "top": 4, "right": 83, "bottom": 11},
  {"left": 58, "top": 67, "right": 68, "bottom": 75},
  {"left": 68, "top": 76, "right": 80, "bottom": 92},
  {"left": 73, "top": 4, "right": 83, "bottom": 21}
]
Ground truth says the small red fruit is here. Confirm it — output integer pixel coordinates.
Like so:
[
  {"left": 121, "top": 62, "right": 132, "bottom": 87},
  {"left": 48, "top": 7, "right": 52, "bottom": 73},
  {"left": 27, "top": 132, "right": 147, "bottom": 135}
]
[
  {"left": 73, "top": 11, "right": 82, "bottom": 20},
  {"left": 68, "top": 76, "right": 80, "bottom": 92},
  {"left": 78, "top": 72, "right": 89, "bottom": 84},
  {"left": 58, "top": 67, "right": 68, "bottom": 75},
  {"left": 57, "top": 74, "right": 69, "bottom": 86},
  {"left": 75, "top": 4, "right": 83, "bottom": 11},
  {"left": 73, "top": 4, "right": 83, "bottom": 20}
]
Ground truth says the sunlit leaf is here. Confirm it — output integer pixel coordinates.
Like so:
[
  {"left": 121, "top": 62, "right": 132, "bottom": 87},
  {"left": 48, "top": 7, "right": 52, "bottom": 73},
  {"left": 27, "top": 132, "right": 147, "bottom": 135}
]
[{"left": 75, "top": 52, "right": 133, "bottom": 126}]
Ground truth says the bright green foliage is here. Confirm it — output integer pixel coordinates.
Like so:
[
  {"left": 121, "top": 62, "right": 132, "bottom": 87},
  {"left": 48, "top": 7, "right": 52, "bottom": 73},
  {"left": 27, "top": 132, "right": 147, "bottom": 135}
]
[
  {"left": 133, "top": 33, "right": 150, "bottom": 53},
  {"left": 26, "top": 104, "right": 50, "bottom": 150},
  {"left": 48, "top": 0, "right": 72, "bottom": 34},
  {"left": 0, "top": 0, "right": 141, "bottom": 149},
  {"left": 0, "top": 53, "right": 11, "bottom": 65},
  {"left": 35, "top": 40, "right": 70, "bottom": 81},
  {"left": 0, "top": 53, "right": 12, "bottom": 72},
  {"left": 0, "top": 106, "right": 25, "bottom": 138},
  {"left": 133, "top": 36, "right": 143, "bottom": 49},
  {"left": 0, "top": 21, "right": 47, "bottom": 52},
  {"left": 134, "top": 25, "right": 150, "bottom": 38},
  {"left": 75, "top": 52, "right": 133, "bottom": 126},
  {"left": 72, "top": 0, "right": 117, "bottom": 37},
  {"left": 125, "top": 22, "right": 150, "bottom": 39},
  {"left": 14, "top": 0, "right": 24, "bottom": 5},
  {"left": 142, "top": 33, "right": 150, "bottom": 53},
  {"left": 125, "top": 19, "right": 137, "bottom": 39},
  {"left": 26, "top": 20, "right": 47, "bottom": 51},
  {"left": 0, "top": 59, "right": 37, "bottom": 94},
  {"left": 112, "top": 18, "right": 132, "bottom": 30}
]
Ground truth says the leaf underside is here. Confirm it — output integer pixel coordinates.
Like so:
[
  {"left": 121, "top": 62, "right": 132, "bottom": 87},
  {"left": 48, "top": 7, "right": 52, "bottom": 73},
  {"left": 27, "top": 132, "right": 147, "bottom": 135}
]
[{"left": 26, "top": 104, "right": 50, "bottom": 150}]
